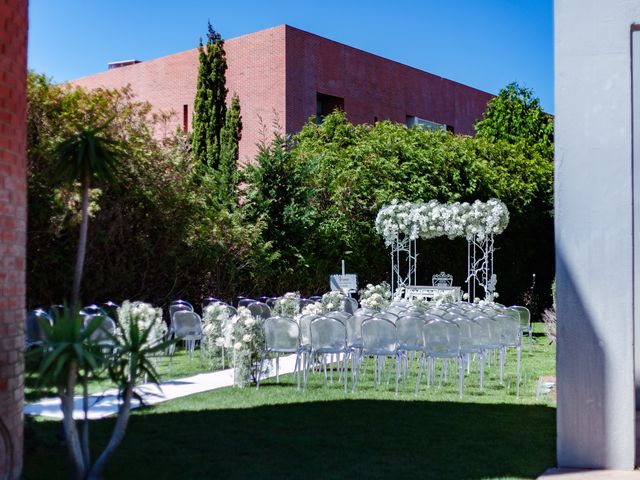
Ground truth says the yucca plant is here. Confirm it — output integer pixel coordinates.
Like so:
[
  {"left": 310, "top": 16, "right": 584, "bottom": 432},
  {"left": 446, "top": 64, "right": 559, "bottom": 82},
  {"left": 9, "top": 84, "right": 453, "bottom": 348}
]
[
  {"left": 53, "top": 120, "right": 122, "bottom": 310},
  {"left": 33, "top": 306, "right": 174, "bottom": 480}
]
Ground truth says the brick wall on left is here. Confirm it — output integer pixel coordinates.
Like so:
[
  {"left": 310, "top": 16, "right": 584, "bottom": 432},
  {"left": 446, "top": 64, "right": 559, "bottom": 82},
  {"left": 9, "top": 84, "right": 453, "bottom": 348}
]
[{"left": 0, "top": 0, "right": 27, "bottom": 477}]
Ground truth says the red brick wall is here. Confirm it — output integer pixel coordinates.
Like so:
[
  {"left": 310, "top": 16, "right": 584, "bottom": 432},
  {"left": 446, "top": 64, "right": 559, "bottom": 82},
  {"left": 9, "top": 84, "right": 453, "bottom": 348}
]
[
  {"left": 71, "top": 24, "right": 492, "bottom": 164},
  {"left": 72, "top": 26, "right": 287, "bottom": 165},
  {"left": 284, "top": 25, "right": 492, "bottom": 135},
  {"left": 0, "top": 0, "right": 27, "bottom": 477}
]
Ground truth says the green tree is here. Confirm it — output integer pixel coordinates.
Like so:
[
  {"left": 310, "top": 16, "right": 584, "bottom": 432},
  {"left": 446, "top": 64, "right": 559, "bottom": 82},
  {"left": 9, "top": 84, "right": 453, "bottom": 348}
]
[
  {"left": 217, "top": 93, "right": 242, "bottom": 206},
  {"left": 474, "top": 82, "right": 553, "bottom": 157},
  {"left": 53, "top": 120, "right": 122, "bottom": 309},
  {"left": 192, "top": 22, "right": 228, "bottom": 169}
]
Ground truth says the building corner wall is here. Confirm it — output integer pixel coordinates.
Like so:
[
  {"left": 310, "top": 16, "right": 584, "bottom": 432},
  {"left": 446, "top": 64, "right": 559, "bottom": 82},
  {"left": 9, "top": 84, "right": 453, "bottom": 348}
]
[
  {"left": 0, "top": 0, "right": 27, "bottom": 477},
  {"left": 555, "top": 0, "right": 638, "bottom": 470}
]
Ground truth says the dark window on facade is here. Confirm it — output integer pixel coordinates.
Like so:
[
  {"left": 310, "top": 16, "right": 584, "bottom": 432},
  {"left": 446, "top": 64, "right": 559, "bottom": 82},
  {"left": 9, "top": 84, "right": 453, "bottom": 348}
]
[
  {"left": 183, "top": 105, "right": 189, "bottom": 132},
  {"left": 374, "top": 116, "right": 378, "bottom": 123},
  {"left": 446, "top": 125, "right": 454, "bottom": 133},
  {"left": 316, "top": 93, "right": 344, "bottom": 124}
]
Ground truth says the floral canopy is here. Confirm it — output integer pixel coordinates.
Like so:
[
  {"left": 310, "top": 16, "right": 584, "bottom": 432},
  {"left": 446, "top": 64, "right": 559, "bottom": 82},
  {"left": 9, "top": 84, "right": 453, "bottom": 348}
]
[{"left": 375, "top": 198, "right": 510, "bottom": 245}]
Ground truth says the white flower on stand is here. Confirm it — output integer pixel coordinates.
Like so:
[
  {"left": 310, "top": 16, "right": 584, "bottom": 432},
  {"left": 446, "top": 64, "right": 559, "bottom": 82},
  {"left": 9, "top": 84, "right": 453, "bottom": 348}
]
[{"left": 358, "top": 282, "right": 391, "bottom": 311}]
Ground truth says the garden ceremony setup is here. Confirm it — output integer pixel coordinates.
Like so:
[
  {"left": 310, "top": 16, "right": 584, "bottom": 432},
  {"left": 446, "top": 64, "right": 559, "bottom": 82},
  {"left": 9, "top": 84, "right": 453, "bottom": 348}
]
[
  {"left": 2, "top": 5, "right": 570, "bottom": 477},
  {"left": 22, "top": 195, "right": 556, "bottom": 479}
]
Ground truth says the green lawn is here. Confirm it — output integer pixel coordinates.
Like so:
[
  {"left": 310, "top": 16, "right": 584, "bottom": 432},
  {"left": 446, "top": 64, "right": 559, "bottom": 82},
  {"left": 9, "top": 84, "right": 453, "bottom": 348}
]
[{"left": 23, "top": 326, "right": 556, "bottom": 479}]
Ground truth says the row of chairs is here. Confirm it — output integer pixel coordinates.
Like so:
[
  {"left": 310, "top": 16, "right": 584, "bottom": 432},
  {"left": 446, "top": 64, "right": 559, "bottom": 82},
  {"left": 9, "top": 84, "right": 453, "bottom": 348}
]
[
  {"left": 26, "top": 303, "right": 119, "bottom": 350},
  {"left": 257, "top": 302, "right": 527, "bottom": 398}
]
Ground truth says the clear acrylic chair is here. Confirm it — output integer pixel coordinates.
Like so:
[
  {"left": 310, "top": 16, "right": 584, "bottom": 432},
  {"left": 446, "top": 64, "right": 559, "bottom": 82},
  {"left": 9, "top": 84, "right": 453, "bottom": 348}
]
[
  {"left": 237, "top": 297, "right": 256, "bottom": 308},
  {"left": 305, "top": 316, "right": 349, "bottom": 392},
  {"left": 247, "top": 301, "right": 271, "bottom": 320},
  {"left": 346, "top": 314, "right": 371, "bottom": 381},
  {"left": 343, "top": 297, "right": 359, "bottom": 314},
  {"left": 83, "top": 314, "right": 116, "bottom": 348},
  {"left": 496, "top": 313, "right": 523, "bottom": 398},
  {"left": 455, "top": 317, "right": 489, "bottom": 389},
  {"left": 353, "top": 317, "right": 400, "bottom": 397},
  {"left": 299, "top": 313, "right": 321, "bottom": 376},
  {"left": 416, "top": 319, "right": 463, "bottom": 397},
  {"left": 257, "top": 316, "right": 303, "bottom": 389},
  {"left": 171, "top": 310, "right": 203, "bottom": 363},
  {"left": 25, "top": 309, "right": 53, "bottom": 350},
  {"left": 396, "top": 315, "right": 425, "bottom": 384},
  {"left": 509, "top": 305, "right": 532, "bottom": 352}
]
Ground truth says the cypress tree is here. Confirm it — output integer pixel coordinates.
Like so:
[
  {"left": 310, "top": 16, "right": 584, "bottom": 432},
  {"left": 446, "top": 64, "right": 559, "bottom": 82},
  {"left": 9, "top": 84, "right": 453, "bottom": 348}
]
[
  {"left": 192, "top": 22, "right": 228, "bottom": 170},
  {"left": 192, "top": 38, "right": 211, "bottom": 166},
  {"left": 218, "top": 94, "right": 242, "bottom": 206}
]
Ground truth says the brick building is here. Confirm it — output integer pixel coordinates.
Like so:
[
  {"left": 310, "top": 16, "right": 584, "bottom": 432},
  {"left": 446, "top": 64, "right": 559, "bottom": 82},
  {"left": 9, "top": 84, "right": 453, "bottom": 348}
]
[
  {"left": 0, "top": 0, "right": 27, "bottom": 477},
  {"left": 72, "top": 25, "right": 493, "bottom": 163}
]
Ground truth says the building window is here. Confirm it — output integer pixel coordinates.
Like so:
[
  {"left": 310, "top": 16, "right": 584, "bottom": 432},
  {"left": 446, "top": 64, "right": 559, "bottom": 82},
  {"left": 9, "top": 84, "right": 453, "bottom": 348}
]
[
  {"left": 316, "top": 93, "right": 344, "bottom": 124},
  {"left": 183, "top": 105, "right": 189, "bottom": 132},
  {"left": 406, "top": 115, "right": 447, "bottom": 131}
]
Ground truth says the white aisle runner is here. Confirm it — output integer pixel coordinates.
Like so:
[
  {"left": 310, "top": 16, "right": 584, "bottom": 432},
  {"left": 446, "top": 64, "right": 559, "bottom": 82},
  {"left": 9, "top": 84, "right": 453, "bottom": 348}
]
[{"left": 25, "top": 354, "right": 298, "bottom": 420}]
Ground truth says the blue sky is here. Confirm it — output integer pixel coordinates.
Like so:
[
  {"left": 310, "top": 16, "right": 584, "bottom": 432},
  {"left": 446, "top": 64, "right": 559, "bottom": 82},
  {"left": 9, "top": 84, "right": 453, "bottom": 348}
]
[{"left": 28, "top": 0, "right": 554, "bottom": 112}]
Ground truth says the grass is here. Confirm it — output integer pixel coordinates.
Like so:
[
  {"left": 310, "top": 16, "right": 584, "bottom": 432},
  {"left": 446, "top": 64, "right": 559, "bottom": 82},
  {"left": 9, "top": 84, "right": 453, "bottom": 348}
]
[{"left": 23, "top": 325, "right": 556, "bottom": 479}]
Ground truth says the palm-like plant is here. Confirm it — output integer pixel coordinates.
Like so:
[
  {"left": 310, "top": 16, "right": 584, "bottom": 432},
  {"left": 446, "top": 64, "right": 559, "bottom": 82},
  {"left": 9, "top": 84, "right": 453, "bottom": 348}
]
[
  {"left": 33, "top": 306, "right": 174, "bottom": 479},
  {"left": 53, "top": 120, "right": 122, "bottom": 309}
]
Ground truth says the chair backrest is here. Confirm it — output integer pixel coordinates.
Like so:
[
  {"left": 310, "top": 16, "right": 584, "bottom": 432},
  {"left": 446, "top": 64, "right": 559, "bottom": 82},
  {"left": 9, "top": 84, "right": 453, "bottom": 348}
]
[
  {"left": 426, "top": 307, "right": 447, "bottom": 318},
  {"left": 265, "top": 297, "right": 279, "bottom": 308},
  {"left": 238, "top": 298, "right": 255, "bottom": 308},
  {"left": 309, "top": 295, "right": 322, "bottom": 303},
  {"left": 375, "top": 311, "right": 398, "bottom": 323},
  {"left": 101, "top": 301, "right": 120, "bottom": 319},
  {"left": 170, "top": 301, "right": 193, "bottom": 322},
  {"left": 386, "top": 305, "right": 407, "bottom": 315},
  {"left": 343, "top": 297, "right": 359, "bottom": 314},
  {"left": 247, "top": 301, "right": 271, "bottom": 320},
  {"left": 354, "top": 307, "right": 377, "bottom": 317},
  {"left": 26, "top": 309, "right": 53, "bottom": 343},
  {"left": 172, "top": 311, "right": 202, "bottom": 339},
  {"left": 346, "top": 314, "right": 369, "bottom": 347},
  {"left": 299, "top": 314, "right": 321, "bottom": 346},
  {"left": 432, "top": 271, "right": 453, "bottom": 286},
  {"left": 49, "top": 304, "right": 65, "bottom": 321},
  {"left": 80, "top": 304, "right": 107, "bottom": 317},
  {"left": 423, "top": 319, "right": 461, "bottom": 356},
  {"left": 201, "top": 297, "right": 220, "bottom": 311},
  {"left": 84, "top": 314, "right": 116, "bottom": 342},
  {"left": 440, "top": 311, "right": 461, "bottom": 322},
  {"left": 310, "top": 317, "right": 346, "bottom": 352},
  {"left": 473, "top": 315, "right": 501, "bottom": 348},
  {"left": 495, "top": 314, "right": 521, "bottom": 347},
  {"left": 455, "top": 317, "right": 488, "bottom": 351},
  {"left": 362, "top": 317, "right": 397, "bottom": 355},
  {"left": 325, "top": 311, "right": 351, "bottom": 322},
  {"left": 396, "top": 315, "right": 424, "bottom": 351},
  {"left": 264, "top": 316, "right": 299, "bottom": 352},
  {"left": 510, "top": 305, "right": 531, "bottom": 329}
]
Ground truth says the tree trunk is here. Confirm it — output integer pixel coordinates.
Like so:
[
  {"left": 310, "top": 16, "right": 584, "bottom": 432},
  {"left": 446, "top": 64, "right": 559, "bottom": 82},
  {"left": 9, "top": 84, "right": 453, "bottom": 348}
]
[
  {"left": 71, "top": 170, "right": 91, "bottom": 310},
  {"left": 81, "top": 375, "right": 91, "bottom": 469},
  {"left": 87, "top": 380, "right": 134, "bottom": 479},
  {"left": 60, "top": 361, "right": 86, "bottom": 479}
]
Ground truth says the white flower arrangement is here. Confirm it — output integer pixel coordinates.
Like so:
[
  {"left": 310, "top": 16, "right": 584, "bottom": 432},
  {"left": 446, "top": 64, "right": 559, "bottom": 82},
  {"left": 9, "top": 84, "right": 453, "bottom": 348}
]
[
  {"left": 116, "top": 300, "right": 166, "bottom": 346},
  {"left": 300, "top": 302, "right": 323, "bottom": 317},
  {"left": 375, "top": 198, "right": 509, "bottom": 245},
  {"left": 273, "top": 292, "right": 301, "bottom": 317},
  {"left": 321, "top": 291, "right": 345, "bottom": 312},
  {"left": 358, "top": 282, "right": 391, "bottom": 311},
  {"left": 202, "top": 302, "right": 232, "bottom": 369},
  {"left": 229, "top": 306, "right": 265, "bottom": 388}
]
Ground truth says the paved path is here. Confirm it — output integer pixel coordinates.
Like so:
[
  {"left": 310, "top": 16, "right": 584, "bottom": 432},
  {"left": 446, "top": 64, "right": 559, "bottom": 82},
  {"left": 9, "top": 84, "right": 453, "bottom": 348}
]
[
  {"left": 25, "top": 354, "right": 298, "bottom": 420},
  {"left": 540, "top": 469, "right": 640, "bottom": 478}
]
